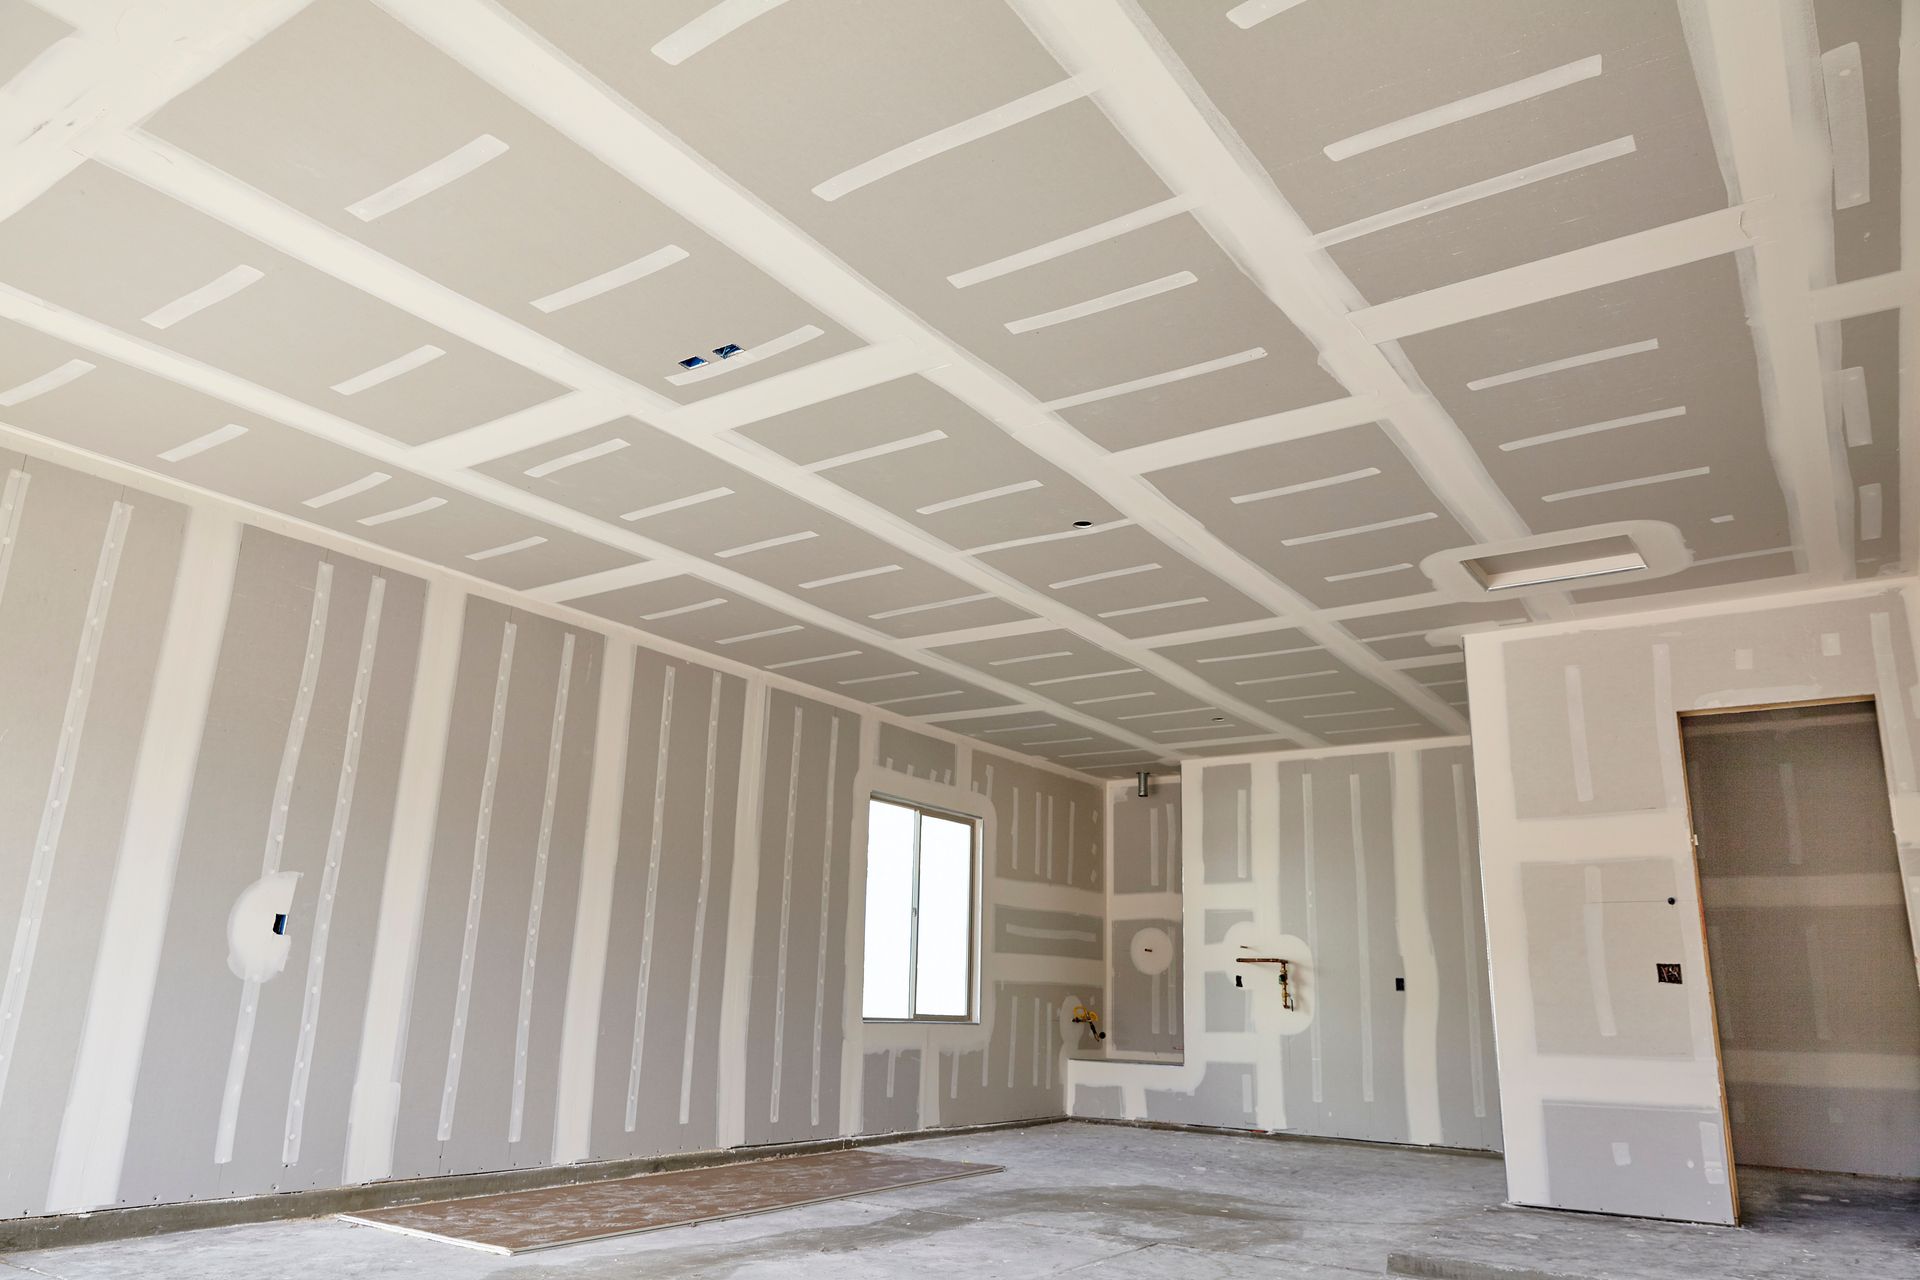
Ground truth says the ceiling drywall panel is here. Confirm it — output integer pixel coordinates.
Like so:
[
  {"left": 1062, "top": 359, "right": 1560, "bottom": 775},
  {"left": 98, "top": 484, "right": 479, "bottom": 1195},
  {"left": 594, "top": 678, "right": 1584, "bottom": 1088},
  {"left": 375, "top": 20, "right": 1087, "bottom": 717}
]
[
  {"left": 1396, "top": 256, "right": 1794, "bottom": 573},
  {"left": 144, "top": 0, "right": 862, "bottom": 400},
  {"left": 1137, "top": 0, "right": 1729, "bottom": 302},
  {"left": 0, "top": 164, "right": 562, "bottom": 444},
  {"left": 0, "top": 0, "right": 67, "bottom": 87},
  {"left": 1145, "top": 423, "right": 1476, "bottom": 609},
  {"left": 0, "top": 0, "right": 1904, "bottom": 771}
]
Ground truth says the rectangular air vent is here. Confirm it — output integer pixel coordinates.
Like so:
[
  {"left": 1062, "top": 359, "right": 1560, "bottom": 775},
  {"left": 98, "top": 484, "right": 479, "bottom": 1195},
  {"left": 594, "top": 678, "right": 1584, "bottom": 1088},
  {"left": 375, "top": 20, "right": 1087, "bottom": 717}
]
[{"left": 1464, "top": 534, "right": 1647, "bottom": 591}]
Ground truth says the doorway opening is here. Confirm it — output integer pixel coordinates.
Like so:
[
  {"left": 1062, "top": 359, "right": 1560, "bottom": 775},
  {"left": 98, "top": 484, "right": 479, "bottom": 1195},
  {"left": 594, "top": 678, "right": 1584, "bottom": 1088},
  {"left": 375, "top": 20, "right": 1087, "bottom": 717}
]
[{"left": 1680, "top": 699, "right": 1920, "bottom": 1191}]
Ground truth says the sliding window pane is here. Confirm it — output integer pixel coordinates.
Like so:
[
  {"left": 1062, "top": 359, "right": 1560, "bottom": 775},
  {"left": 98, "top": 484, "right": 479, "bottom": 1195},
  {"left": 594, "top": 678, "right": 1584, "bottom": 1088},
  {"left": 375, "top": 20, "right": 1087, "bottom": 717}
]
[
  {"left": 862, "top": 799, "right": 915, "bottom": 1019},
  {"left": 914, "top": 813, "right": 973, "bottom": 1017}
]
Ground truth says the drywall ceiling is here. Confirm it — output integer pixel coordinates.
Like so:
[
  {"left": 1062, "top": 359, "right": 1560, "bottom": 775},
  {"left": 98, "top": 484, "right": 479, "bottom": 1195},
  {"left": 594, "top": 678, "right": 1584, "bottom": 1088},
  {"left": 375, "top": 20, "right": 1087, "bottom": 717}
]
[{"left": 0, "top": 0, "right": 1908, "bottom": 779}]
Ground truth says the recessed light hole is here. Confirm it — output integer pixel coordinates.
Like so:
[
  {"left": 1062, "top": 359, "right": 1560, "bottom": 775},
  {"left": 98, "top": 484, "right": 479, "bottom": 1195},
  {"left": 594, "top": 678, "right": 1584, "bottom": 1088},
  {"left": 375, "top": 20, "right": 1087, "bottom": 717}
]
[{"left": 677, "top": 355, "right": 708, "bottom": 370}]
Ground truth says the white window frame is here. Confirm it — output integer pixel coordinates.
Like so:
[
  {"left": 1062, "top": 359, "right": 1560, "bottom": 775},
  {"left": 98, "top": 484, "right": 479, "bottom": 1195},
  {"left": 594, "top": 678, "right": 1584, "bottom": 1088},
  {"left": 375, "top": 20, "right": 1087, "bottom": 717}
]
[{"left": 862, "top": 795, "right": 981, "bottom": 1024}]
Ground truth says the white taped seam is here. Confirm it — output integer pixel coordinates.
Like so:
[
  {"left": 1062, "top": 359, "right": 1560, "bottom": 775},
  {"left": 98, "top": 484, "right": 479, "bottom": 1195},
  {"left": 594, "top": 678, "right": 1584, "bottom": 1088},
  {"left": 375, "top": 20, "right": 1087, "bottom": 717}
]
[
  {"left": 509, "top": 632, "right": 575, "bottom": 1144},
  {"left": 1582, "top": 866, "right": 1617, "bottom": 1037},
  {"left": 348, "top": 135, "right": 508, "bottom": 221},
  {"left": 809, "top": 715, "right": 842, "bottom": 1127},
  {"left": 1466, "top": 339, "right": 1659, "bottom": 391},
  {"left": 0, "top": 358, "right": 94, "bottom": 407},
  {"left": 158, "top": 422, "right": 250, "bottom": 463},
  {"left": 141, "top": 265, "right": 264, "bottom": 330},
  {"left": 1542, "top": 467, "right": 1710, "bottom": 503},
  {"left": 1232, "top": 466, "right": 1380, "bottom": 504},
  {"left": 1324, "top": 56, "right": 1604, "bottom": 161},
  {"left": 622, "top": 486, "right": 733, "bottom": 522},
  {"left": 357, "top": 496, "right": 447, "bottom": 527},
  {"left": 1821, "top": 43, "right": 1870, "bottom": 209},
  {"left": 679, "top": 670, "right": 725, "bottom": 1125},
  {"left": 303, "top": 472, "right": 390, "bottom": 509},
  {"left": 1043, "top": 348, "right": 1265, "bottom": 411},
  {"left": 1349, "top": 773, "right": 1375, "bottom": 1103},
  {"left": 0, "top": 470, "right": 30, "bottom": 603},
  {"left": 1225, "top": 0, "right": 1307, "bottom": 29},
  {"left": 553, "top": 636, "right": 633, "bottom": 1164},
  {"left": 948, "top": 195, "right": 1194, "bottom": 288},
  {"left": 652, "top": 0, "right": 792, "bottom": 64},
  {"left": 916, "top": 480, "right": 1043, "bottom": 516},
  {"left": 769, "top": 707, "right": 804, "bottom": 1123},
  {"left": 805, "top": 431, "right": 945, "bottom": 473},
  {"left": 524, "top": 437, "right": 629, "bottom": 478},
  {"left": 330, "top": 345, "right": 444, "bottom": 396},
  {"left": 1451, "top": 762, "right": 1487, "bottom": 1118},
  {"left": 814, "top": 78, "right": 1092, "bottom": 201},
  {"left": 532, "top": 245, "right": 688, "bottom": 312},
  {"left": 1839, "top": 366, "right": 1873, "bottom": 446},
  {"left": 1564, "top": 665, "right": 1594, "bottom": 803},
  {"left": 1500, "top": 406, "right": 1686, "bottom": 451},
  {"left": 1860, "top": 482, "right": 1885, "bottom": 540},
  {"left": 1315, "top": 137, "right": 1636, "bottom": 247},
  {"left": 665, "top": 325, "right": 823, "bottom": 385},
  {"left": 626, "top": 663, "right": 676, "bottom": 1131},
  {"left": 1004, "top": 270, "right": 1196, "bottom": 334},
  {"left": 438, "top": 620, "right": 516, "bottom": 1142}
]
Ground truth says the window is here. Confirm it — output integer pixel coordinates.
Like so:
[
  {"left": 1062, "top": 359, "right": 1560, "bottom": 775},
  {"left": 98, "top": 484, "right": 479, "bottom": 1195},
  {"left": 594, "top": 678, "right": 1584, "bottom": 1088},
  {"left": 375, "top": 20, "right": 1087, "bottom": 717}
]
[{"left": 861, "top": 797, "right": 978, "bottom": 1021}]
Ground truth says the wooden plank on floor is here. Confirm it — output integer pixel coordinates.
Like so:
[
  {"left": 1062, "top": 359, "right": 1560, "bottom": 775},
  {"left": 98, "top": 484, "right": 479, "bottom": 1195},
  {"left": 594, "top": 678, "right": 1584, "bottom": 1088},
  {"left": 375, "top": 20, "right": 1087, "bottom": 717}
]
[{"left": 338, "top": 1150, "right": 1000, "bottom": 1254}]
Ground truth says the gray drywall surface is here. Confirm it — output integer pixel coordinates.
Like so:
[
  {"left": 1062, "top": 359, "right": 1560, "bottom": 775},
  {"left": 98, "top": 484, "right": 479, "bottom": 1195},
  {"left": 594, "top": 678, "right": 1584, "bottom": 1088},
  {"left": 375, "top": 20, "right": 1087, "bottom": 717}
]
[
  {"left": 1476, "top": 588, "right": 1920, "bottom": 1224},
  {"left": 0, "top": 444, "right": 1103, "bottom": 1222},
  {"left": 589, "top": 649, "right": 747, "bottom": 1161},
  {"left": 123, "top": 530, "right": 425, "bottom": 1203},
  {"left": 0, "top": 458, "right": 187, "bottom": 1218},
  {"left": 1074, "top": 743, "right": 1500, "bottom": 1153},
  {"left": 392, "top": 599, "right": 603, "bottom": 1179}
]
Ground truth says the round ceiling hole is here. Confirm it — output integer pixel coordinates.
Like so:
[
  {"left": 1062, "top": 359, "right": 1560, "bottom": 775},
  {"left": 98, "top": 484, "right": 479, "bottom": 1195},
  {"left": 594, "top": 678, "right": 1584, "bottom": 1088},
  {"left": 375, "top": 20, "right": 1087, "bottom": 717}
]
[{"left": 1072, "top": 519, "right": 1093, "bottom": 528}]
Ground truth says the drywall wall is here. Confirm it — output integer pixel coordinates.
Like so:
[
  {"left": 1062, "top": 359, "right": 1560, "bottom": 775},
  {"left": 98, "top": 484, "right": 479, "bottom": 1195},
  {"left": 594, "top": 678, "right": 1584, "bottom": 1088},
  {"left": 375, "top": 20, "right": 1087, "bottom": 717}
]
[
  {"left": 1069, "top": 741, "right": 1501, "bottom": 1154},
  {"left": 1683, "top": 703, "right": 1920, "bottom": 1179},
  {"left": 1466, "top": 583, "right": 1920, "bottom": 1224},
  {"left": 0, "top": 445, "right": 1103, "bottom": 1220}
]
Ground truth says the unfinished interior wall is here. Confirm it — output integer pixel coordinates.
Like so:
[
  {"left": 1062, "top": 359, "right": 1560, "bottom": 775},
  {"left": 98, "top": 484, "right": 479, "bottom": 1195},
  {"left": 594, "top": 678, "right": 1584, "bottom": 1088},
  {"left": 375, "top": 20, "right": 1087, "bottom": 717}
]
[
  {"left": 0, "top": 446, "right": 1102, "bottom": 1222},
  {"left": 848, "top": 737, "right": 1105, "bottom": 1138},
  {"left": 1683, "top": 704, "right": 1920, "bottom": 1179},
  {"left": 1467, "top": 585, "right": 1920, "bottom": 1224},
  {"left": 1069, "top": 741, "right": 1500, "bottom": 1154}
]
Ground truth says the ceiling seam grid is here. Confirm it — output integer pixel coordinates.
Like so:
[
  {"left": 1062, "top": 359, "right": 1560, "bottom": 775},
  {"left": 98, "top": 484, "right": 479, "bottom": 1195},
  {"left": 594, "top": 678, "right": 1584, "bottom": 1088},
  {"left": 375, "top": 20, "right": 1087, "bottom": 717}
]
[
  {"left": 0, "top": 0, "right": 1902, "bottom": 764},
  {"left": 369, "top": 0, "right": 1470, "bottom": 737},
  {"left": 92, "top": 130, "right": 1321, "bottom": 753}
]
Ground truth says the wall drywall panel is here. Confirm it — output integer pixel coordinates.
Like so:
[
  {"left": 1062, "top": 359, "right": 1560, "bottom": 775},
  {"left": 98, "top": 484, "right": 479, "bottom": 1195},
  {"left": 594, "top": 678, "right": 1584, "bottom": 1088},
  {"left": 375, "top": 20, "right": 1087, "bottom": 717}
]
[
  {"left": 1468, "top": 585, "right": 1920, "bottom": 1224},
  {"left": 121, "top": 530, "right": 425, "bottom": 1204},
  {"left": 588, "top": 648, "right": 746, "bottom": 1161},
  {"left": 742, "top": 689, "right": 861, "bottom": 1147},
  {"left": 391, "top": 601, "right": 603, "bottom": 1179},
  {"left": 0, "top": 440, "right": 1105, "bottom": 1222},
  {"left": 1069, "top": 741, "right": 1500, "bottom": 1153},
  {"left": 0, "top": 457, "right": 186, "bottom": 1218}
]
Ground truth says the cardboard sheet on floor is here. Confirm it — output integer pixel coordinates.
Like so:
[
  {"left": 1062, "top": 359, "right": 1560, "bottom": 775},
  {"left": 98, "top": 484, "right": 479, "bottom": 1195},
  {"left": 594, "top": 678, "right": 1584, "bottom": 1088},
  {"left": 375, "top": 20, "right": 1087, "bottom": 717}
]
[{"left": 337, "top": 1151, "right": 1000, "bottom": 1254}]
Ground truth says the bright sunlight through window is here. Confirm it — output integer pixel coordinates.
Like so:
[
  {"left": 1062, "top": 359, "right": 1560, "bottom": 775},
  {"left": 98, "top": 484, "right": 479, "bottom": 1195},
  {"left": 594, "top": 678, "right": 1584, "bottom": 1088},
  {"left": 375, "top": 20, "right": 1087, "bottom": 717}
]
[{"left": 861, "top": 798, "right": 977, "bottom": 1021}]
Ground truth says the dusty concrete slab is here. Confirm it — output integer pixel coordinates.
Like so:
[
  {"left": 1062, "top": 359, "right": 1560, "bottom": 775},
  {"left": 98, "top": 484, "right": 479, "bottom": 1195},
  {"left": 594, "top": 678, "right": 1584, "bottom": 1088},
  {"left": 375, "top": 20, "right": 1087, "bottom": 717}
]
[{"left": 4, "top": 1123, "right": 1914, "bottom": 1278}]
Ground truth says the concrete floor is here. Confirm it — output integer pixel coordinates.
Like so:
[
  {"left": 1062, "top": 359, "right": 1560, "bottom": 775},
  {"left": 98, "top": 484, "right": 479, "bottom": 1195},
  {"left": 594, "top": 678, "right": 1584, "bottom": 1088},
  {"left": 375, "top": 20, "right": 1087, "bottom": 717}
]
[{"left": 2, "top": 1123, "right": 1915, "bottom": 1278}]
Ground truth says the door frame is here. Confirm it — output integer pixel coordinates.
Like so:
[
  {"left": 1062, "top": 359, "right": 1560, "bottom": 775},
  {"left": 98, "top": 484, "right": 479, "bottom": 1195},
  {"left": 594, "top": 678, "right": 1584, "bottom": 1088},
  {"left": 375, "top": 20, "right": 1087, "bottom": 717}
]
[{"left": 1674, "top": 693, "right": 1881, "bottom": 1223}]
